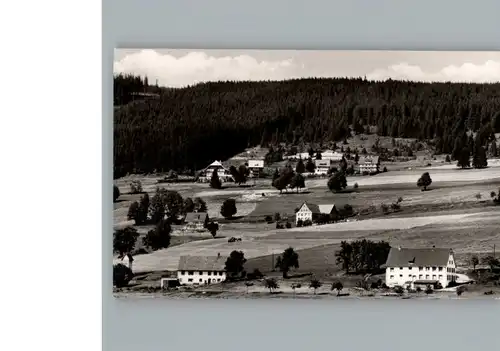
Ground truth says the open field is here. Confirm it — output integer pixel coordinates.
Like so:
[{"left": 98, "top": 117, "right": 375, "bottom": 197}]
[
  {"left": 114, "top": 208, "right": 500, "bottom": 274},
  {"left": 113, "top": 158, "right": 500, "bottom": 294},
  {"left": 114, "top": 163, "right": 500, "bottom": 227}
]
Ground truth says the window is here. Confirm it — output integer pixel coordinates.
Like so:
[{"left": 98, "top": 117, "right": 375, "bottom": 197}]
[
  {"left": 220, "top": 272, "right": 223, "bottom": 276},
  {"left": 425, "top": 267, "right": 430, "bottom": 271},
  {"left": 188, "top": 271, "right": 193, "bottom": 275},
  {"left": 399, "top": 274, "right": 403, "bottom": 278},
  {"left": 408, "top": 267, "right": 412, "bottom": 270},
  {"left": 425, "top": 275, "right": 429, "bottom": 279},
  {"left": 419, "top": 267, "right": 423, "bottom": 271},
  {"left": 439, "top": 267, "right": 443, "bottom": 271},
  {"left": 208, "top": 272, "right": 212, "bottom": 276},
  {"left": 390, "top": 275, "right": 394, "bottom": 279},
  {"left": 432, "top": 275, "right": 436, "bottom": 280},
  {"left": 399, "top": 267, "right": 403, "bottom": 270},
  {"left": 439, "top": 275, "right": 442, "bottom": 279},
  {"left": 199, "top": 279, "right": 202, "bottom": 282},
  {"left": 390, "top": 267, "right": 394, "bottom": 272},
  {"left": 432, "top": 267, "right": 437, "bottom": 271},
  {"left": 181, "top": 271, "right": 185, "bottom": 275},
  {"left": 188, "top": 279, "right": 193, "bottom": 282},
  {"left": 419, "top": 275, "right": 423, "bottom": 279}
]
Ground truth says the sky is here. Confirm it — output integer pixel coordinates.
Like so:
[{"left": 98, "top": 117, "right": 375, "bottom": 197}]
[{"left": 114, "top": 49, "right": 500, "bottom": 88}]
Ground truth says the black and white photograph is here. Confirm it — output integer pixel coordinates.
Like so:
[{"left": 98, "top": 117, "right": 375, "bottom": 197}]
[{"left": 112, "top": 49, "right": 500, "bottom": 299}]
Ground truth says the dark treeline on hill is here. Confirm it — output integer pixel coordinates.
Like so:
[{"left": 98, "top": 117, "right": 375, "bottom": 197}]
[
  {"left": 114, "top": 73, "right": 163, "bottom": 106},
  {"left": 114, "top": 74, "right": 500, "bottom": 178}
]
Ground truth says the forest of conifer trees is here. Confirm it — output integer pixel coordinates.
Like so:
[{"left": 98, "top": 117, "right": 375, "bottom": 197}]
[{"left": 113, "top": 74, "right": 500, "bottom": 179}]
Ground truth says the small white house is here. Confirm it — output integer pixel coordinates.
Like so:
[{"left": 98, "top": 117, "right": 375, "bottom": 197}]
[
  {"left": 314, "top": 159, "right": 331, "bottom": 175},
  {"left": 248, "top": 159, "right": 264, "bottom": 178},
  {"left": 382, "top": 246, "right": 457, "bottom": 289},
  {"left": 177, "top": 255, "right": 227, "bottom": 285},
  {"left": 295, "top": 202, "right": 336, "bottom": 225}
]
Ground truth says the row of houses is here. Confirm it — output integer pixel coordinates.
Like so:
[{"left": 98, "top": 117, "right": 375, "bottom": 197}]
[
  {"left": 149, "top": 246, "right": 464, "bottom": 289},
  {"left": 284, "top": 150, "right": 345, "bottom": 161},
  {"left": 314, "top": 156, "right": 380, "bottom": 175},
  {"left": 196, "top": 155, "right": 380, "bottom": 182}
]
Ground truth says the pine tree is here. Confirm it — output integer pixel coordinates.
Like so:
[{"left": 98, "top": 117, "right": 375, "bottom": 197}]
[
  {"left": 472, "top": 144, "right": 488, "bottom": 169},
  {"left": 457, "top": 147, "right": 471, "bottom": 169},
  {"left": 451, "top": 136, "right": 463, "bottom": 160},
  {"left": 305, "top": 158, "right": 315, "bottom": 173},
  {"left": 296, "top": 158, "right": 306, "bottom": 174},
  {"left": 210, "top": 168, "right": 222, "bottom": 189}
]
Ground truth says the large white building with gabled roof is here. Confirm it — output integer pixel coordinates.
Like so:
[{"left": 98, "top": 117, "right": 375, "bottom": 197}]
[
  {"left": 197, "top": 160, "right": 232, "bottom": 182},
  {"left": 382, "top": 246, "right": 457, "bottom": 289}
]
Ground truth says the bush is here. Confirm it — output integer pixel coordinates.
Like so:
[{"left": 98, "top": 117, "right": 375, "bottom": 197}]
[
  {"left": 113, "top": 264, "right": 134, "bottom": 288},
  {"left": 264, "top": 215, "right": 272, "bottom": 223},
  {"left": 425, "top": 285, "right": 433, "bottom": 294},
  {"left": 416, "top": 286, "right": 422, "bottom": 293},
  {"left": 383, "top": 167, "right": 388, "bottom": 172},
  {"left": 296, "top": 219, "right": 303, "bottom": 227},
  {"left": 276, "top": 222, "right": 284, "bottom": 229},
  {"left": 447, "top": 280, "right": 459, "bottom": 288},
  {"left": 220, "top": 199, "right": 237, "bottom": 219},
  {"left": 354, "top": 182, "right": 359, "bottom": 189},
  {"left": 394, "top": 286, "right": 404, "bottom": 295},
  {"left": 303, "top": 219, "right": 312, "bottom": 227},
  {"left": 285, "top": 222, "right": 292, "bottom": 229},
  {"left": 381, "top": 203, "right": 389, "bottom": 214},
  {"left": 130, "top": 180, "right": 143, "bottom": 194},
  {"left": 274, "top": 212, "right": 281, "bottom": 222}
]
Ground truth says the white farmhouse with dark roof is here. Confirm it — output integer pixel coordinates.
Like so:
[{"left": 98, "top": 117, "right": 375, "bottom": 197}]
[
  {"left": 198, "top": 160, "right": 232, "bottom": 182},
  {"left": 177, "top": 255, "right": 227, "bottom": 285},
  {"left": 295, "top": 201, "right": 336, "bottom": 225},
  {"left": 382, "top": 246, "right": 457, "bottom": 289}
]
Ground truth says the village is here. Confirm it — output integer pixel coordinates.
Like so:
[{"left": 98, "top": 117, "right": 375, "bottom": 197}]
[{"left": 113, "top": 139, "right": 500, "bottom": 299}]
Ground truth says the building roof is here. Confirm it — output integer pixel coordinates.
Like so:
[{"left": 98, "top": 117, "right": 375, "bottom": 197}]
[
  {"left": 185, "top": 212, "right": 209, "bottom": 223},
  {"left": 178, "top": 256, "right": 226, "bottom": 271},
  {"left": 383, "top": 247, "right": 452, "bottom": 268},
  {"left": 301, "top": 202, "right": 335, "bottom": 214},
  {"left": 318, "top": 204, "right": 336, "bottom": 214},
  {"left": 359, "top": 156, "right": 380, "bottom": 165},
  {"left": 208, "top": 160, "right": 224, "bottom": 167}
]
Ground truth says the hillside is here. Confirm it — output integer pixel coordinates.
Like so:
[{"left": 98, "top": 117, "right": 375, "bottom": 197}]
[{"left": 113, "top": 75, "right": 500, "bottom": 178}]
